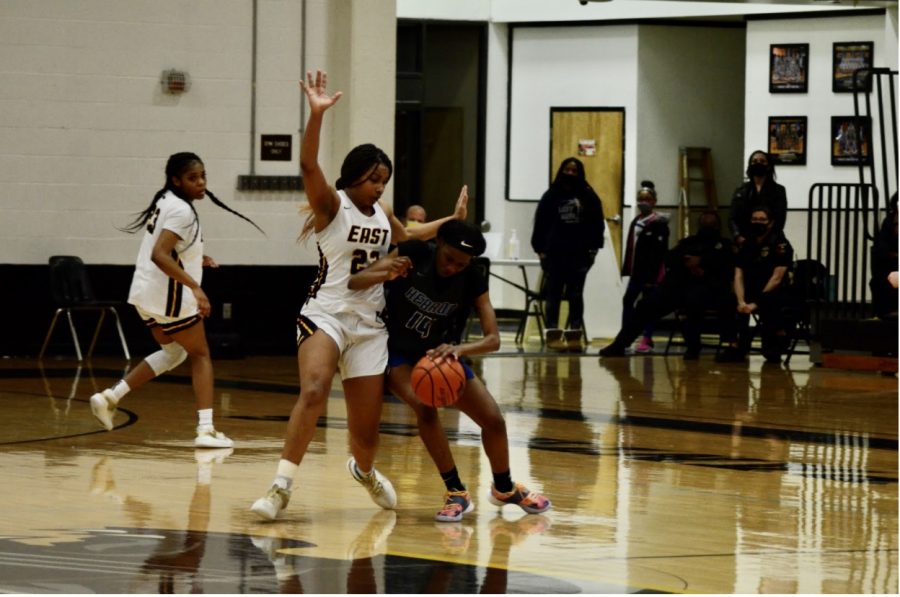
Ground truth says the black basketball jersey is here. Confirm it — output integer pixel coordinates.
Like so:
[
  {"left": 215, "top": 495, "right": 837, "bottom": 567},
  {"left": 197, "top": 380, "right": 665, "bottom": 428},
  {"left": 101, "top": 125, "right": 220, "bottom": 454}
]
[{"left": 385, "top": 240, "right": 489, "bottom": 359}]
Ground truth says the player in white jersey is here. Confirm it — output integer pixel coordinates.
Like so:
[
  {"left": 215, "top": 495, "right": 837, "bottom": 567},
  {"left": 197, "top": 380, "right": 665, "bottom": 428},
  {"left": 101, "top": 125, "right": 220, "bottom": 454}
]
[
  {"left": 89, "top": 152, "right": 263, "bottom": 448},
  {"left": 251, "top": 70, "right": 467, "bottom": 520}
]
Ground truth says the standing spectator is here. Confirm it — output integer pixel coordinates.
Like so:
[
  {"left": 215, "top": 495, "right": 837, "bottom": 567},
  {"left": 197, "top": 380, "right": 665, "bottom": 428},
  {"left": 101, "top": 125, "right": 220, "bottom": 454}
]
[
  {"left": 599, "top": 210, "right": 736, "bottom": 360},
  {"left": 729, "top": 206, "right": 794, "bottom": 363},
  {"left": 530, "top": 157, "right": 605, "bottom": 352},
  {"left": 619, "top": 180, "right": 669, "bottom": 353},
  {"left": 728, "top": 150, "right": 787, "bottom": 247}
]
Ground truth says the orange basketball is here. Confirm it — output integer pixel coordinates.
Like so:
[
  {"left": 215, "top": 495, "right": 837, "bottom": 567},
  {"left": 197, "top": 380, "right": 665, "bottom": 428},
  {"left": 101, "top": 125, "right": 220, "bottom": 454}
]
[{"left": 410, "top": 356, "right": 466, "bottom": 408}]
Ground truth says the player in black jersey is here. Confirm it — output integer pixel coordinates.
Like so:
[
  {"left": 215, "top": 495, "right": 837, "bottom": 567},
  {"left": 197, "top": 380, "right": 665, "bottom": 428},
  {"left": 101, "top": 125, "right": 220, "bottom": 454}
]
[{"left": 349, "top": 220, "right": 551, "bottom": 522}]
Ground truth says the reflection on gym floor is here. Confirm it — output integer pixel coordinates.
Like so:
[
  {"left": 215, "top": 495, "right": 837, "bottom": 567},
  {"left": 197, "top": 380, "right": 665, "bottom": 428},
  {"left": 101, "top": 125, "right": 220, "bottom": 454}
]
[{"left": 0, "top": 353, "right": 896, "bottom": 593}]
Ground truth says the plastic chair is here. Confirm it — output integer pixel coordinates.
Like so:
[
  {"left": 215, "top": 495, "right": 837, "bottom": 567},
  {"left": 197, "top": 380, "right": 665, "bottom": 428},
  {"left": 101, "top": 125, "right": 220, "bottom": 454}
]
[{"left": 39, "top": 256, "right": 131, "bottom": 361}]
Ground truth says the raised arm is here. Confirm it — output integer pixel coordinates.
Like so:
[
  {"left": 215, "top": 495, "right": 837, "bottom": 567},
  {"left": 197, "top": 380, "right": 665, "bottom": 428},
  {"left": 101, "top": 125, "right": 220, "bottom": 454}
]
[
  {"left": 300, "top": 70, "right": 343, "bottom": 230},
  {"left": 386, "top": 185, "right": 469, "bottom": 244}
]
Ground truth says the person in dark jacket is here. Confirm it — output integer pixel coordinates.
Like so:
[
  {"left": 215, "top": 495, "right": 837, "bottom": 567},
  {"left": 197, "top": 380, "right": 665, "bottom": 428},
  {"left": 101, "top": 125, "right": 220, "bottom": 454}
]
[
  {"left": 619, "top": 180, "right": 669, "bottom": 353},
  {"left": 728, "top": 150, "right": 787, "bottom": 247},
  {"left": 599, "top": 210, "right": 736, "bottom": 360},
  {"left": 730, "top": 206, "right": 795, "bottom": 363},
  {"left": 531, "top": 157, "right": 605, "bottom": 352}
]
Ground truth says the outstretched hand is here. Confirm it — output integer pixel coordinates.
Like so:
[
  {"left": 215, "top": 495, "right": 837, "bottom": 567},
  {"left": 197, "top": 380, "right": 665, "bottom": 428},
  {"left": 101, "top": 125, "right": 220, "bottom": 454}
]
[
  {"left": 300, "top": 70, "right": 343, "bottom": 114},
  {"left": 454, "top": 185, "right": 469, "bottom": 221}
]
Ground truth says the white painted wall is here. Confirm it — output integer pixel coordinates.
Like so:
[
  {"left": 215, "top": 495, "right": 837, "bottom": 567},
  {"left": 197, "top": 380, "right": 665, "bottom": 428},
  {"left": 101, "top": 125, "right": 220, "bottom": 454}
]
[
  {"left": 0, "top": 0, "right": 396, "bottom": 266},
  {"left": 745, "top": 12, "right": 897, "bottom": 261},
  {"left": 636, "top": 25, "right": 746, "bottom": 215}
]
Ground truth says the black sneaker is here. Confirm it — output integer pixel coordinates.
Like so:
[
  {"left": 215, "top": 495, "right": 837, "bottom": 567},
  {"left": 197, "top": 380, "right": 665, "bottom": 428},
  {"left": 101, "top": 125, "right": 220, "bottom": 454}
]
[{"left": 599, "top": 343, "right": 626, "bottom": 357}]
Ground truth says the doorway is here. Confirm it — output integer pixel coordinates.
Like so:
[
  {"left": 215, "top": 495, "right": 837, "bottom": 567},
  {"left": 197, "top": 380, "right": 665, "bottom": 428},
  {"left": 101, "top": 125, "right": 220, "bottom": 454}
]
[
  {"left": 395, "top": 21, "right": 486, "bottom": 226},
  {"left": 550, "top": 108, "right": 625, "bottom": 265}
]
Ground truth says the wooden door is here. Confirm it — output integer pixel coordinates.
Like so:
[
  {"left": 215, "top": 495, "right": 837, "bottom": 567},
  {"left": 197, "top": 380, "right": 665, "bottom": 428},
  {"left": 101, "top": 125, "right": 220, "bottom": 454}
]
[{"left": 550, "top": 109, "right": 625, "bottom": 265}]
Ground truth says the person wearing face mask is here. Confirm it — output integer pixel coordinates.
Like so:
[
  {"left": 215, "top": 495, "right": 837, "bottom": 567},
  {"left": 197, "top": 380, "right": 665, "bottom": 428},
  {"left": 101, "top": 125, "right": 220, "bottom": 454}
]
[
  {"left": 531, "top": 157, "right": 606, "bottom": 352},
  {"left": 600, "top": 211, "right": 736, "bottom": 360},
  {"left": 728, "top": 151, "right": 787, "bottom": 248},
  {"left": 728, "top": 206, "right": 795, "bottom": 363},
  {"left": 617, "top": 180, "right": 670, "bottom": 353}
]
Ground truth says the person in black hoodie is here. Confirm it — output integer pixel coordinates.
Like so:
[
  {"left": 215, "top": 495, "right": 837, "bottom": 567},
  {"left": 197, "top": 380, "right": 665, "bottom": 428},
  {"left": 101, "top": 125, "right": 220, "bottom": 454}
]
[
  {"left": 728, "top": 150, "right": 787, "bottom": 247},
  {"left": 530, "top": 157, "right": 605, "bottom": 352}
]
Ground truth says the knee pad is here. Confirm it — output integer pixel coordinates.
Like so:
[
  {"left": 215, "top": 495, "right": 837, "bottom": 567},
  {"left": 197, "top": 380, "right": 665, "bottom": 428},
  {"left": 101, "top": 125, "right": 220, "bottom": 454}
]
[{"left": 146, "top": 342, "right": 188, "bottom": 375}]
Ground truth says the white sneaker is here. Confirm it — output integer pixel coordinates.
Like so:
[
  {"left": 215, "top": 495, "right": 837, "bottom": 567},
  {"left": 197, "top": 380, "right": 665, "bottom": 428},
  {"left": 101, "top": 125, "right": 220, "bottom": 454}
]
[
  {"left": 251, "top": 485, "right": 291, "bottom": 521},
  {"left": 90, "top": 390, "right": 117, "bottom": 431},
  {"left": 194, "top": 426, "right": 234, "bottom": 448},
  {"left": 347, "top": 457, "right": 397, "bottom": 510}
]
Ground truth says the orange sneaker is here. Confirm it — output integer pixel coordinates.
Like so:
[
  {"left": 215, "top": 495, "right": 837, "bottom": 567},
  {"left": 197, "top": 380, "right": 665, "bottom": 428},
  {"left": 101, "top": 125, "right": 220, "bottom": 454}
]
[
  {"left": 435, "top": 490, "right": 475, "bottom": 523},
  {"left": 488, "top": 483, "right": 551, "bottom": 514}
]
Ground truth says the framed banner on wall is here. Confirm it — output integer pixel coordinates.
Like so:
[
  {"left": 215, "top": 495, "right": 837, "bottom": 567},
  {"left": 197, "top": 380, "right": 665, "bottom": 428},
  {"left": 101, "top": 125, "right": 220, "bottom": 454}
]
[
  {"left": 768, "top": 116, "right": 807, "bottom": 165},
  {"left": 769, "top": 43, "right": 809, "bottom": 93},
  {"left": 833, "top": 41, "right": 874, "bottom": 93},
  {"left": 831, "top": 116, "right": 872, "bottom": 166}
]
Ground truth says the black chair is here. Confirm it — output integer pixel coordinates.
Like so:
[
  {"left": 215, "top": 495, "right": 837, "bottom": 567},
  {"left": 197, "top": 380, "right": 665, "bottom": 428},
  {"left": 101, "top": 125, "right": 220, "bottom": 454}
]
[
  {"left": 784, "top": 258, "right": 828, "bottom": 365},
  {"left": 39, "top": 256, "right": 131, "bottom": 361},
  {"left": 663, "top": 308, "right": 724, "bottom": 356}
]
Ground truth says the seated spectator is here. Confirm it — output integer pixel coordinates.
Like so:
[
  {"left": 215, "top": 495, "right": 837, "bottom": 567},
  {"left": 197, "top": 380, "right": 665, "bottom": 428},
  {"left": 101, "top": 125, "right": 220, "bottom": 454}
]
[
  {"left": 726, "top": 206, "right": 795, "bottom": 364},
  {"left": 599, "top": 211, "right": 736, "bottom": 360},
  {"left": 870, "top": 193, "right": 898, "bottom": 319},
  {"left": 405, "top": 204, "right": 427, "bottom": 228}
]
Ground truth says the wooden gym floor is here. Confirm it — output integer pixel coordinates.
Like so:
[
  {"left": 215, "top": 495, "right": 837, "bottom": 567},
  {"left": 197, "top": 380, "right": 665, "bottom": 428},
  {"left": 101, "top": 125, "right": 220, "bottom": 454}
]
[{"left": 0, "top": 344, "right": 897, "bottom": 594}]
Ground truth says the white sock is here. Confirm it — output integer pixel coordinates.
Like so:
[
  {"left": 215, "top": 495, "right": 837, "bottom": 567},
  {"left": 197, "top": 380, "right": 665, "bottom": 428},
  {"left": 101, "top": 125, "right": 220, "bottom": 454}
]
[
  {"left": 197, "top": 465, "right": 212, "bottom": 485},
  {"left": 109, "top": 380, "right": 130, "bottom": 404},
  {"left": 274, "top": 459, "right": 298, "bottom": 489},
  {"left": 197, "top": 408, "right": 214, "bottom": 428}
]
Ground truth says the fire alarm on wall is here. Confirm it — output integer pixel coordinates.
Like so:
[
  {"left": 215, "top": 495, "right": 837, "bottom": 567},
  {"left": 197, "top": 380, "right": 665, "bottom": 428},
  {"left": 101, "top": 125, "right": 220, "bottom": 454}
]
[{"left": 161, "top": 69, "right": 190, "bottom": 94}]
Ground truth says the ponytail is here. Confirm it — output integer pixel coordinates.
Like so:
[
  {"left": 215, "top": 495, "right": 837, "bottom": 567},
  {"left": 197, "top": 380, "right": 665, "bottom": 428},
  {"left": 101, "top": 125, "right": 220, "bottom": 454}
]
[{"left": 121, "top": 152, "right": 264, "bottom": 245}]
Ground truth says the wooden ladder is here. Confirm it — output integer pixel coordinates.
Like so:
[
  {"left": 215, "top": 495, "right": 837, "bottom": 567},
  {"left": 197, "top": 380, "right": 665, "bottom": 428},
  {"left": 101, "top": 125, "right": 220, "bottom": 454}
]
[{"left": 678, "top": 147, "right": 717, "bottom": 238}]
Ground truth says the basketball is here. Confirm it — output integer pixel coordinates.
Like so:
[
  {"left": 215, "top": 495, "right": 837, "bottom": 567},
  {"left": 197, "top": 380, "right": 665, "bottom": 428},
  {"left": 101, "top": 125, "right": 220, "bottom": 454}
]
[{"left": 410, "top": 356, "right": 466, "bottom": 408}]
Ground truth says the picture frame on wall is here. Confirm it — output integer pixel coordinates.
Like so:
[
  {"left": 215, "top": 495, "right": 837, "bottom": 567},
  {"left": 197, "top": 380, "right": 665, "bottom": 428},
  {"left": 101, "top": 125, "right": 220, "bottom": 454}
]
[
  {"left": 768, "top": 116, "right": 807, "bottom": 165},
  {"left": 769, "top": 43, "right": 809, "bottom": 93},
  {"left": 833, "top": 41, "right": 874, "bottom": 93},
  {"left": 831, "top": 116, "right": 872, "bottom": 166}
]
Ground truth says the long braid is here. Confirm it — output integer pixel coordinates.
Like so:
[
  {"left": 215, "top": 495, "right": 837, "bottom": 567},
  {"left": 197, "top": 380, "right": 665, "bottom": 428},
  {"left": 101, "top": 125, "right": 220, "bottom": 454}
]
[
  {"left": 122, "top": 152, "right": 264, "bottom": 243},
  {"left": 121, "top": 188, "right": 167, "bottom": 233},
  {"left": 298, "top": 143, "right": 391, "bottom": 243},
  {"left": 206, "top": 190, "right": 265, "bottom": 235}
]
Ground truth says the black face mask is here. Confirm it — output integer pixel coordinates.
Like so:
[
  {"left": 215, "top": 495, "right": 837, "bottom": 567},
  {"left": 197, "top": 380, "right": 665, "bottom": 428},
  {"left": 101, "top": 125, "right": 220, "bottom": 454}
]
[
  {"left": 747, "top": 163, "right": 768, "bottom": 178},
  {"left": 637, "top": 202, "right": 653, "bottom": 216},
  {"left": 558, "top": 173, "right": 579, "bottom": 188},
  {"left": 697, "top": 227, "right": 719, "bottom": 240},
  {"left": 751, "top": 223, "right": 768, "bottom": 237}
]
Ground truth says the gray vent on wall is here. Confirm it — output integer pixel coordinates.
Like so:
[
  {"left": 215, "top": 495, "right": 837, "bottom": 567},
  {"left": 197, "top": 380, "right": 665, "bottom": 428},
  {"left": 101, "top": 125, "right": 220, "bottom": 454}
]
[{"left": 237, "top": 175, "right": 304, "bottom": 192}]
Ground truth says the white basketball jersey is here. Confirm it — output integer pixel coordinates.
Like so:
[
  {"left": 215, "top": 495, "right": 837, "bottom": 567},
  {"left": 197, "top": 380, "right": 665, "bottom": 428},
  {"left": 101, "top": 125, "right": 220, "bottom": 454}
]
[
  {"left": 302, "top": 190, "right": 392, "bottom": 325},
  {"left": 128, "top": 191, "right": 203, "bottom": 318}
]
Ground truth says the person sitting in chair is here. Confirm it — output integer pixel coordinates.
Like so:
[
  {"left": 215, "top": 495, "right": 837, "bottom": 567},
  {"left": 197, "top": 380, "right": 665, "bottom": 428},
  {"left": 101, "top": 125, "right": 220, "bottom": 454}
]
[
  {"left": 599, "top": 210, "right": 736, "bottom": 360},
  {"left": 726, "top": 205, "right": 795, "bottom": 364}
]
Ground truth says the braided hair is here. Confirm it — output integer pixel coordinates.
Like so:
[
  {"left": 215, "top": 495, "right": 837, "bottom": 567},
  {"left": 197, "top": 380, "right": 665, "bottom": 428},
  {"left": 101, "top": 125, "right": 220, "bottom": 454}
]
[
  {"left": 299, "top": 143, "right": 393, "bottom": 241},
  {"left": 123, "top": 152, "right": 263, "bottom": 246}
]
